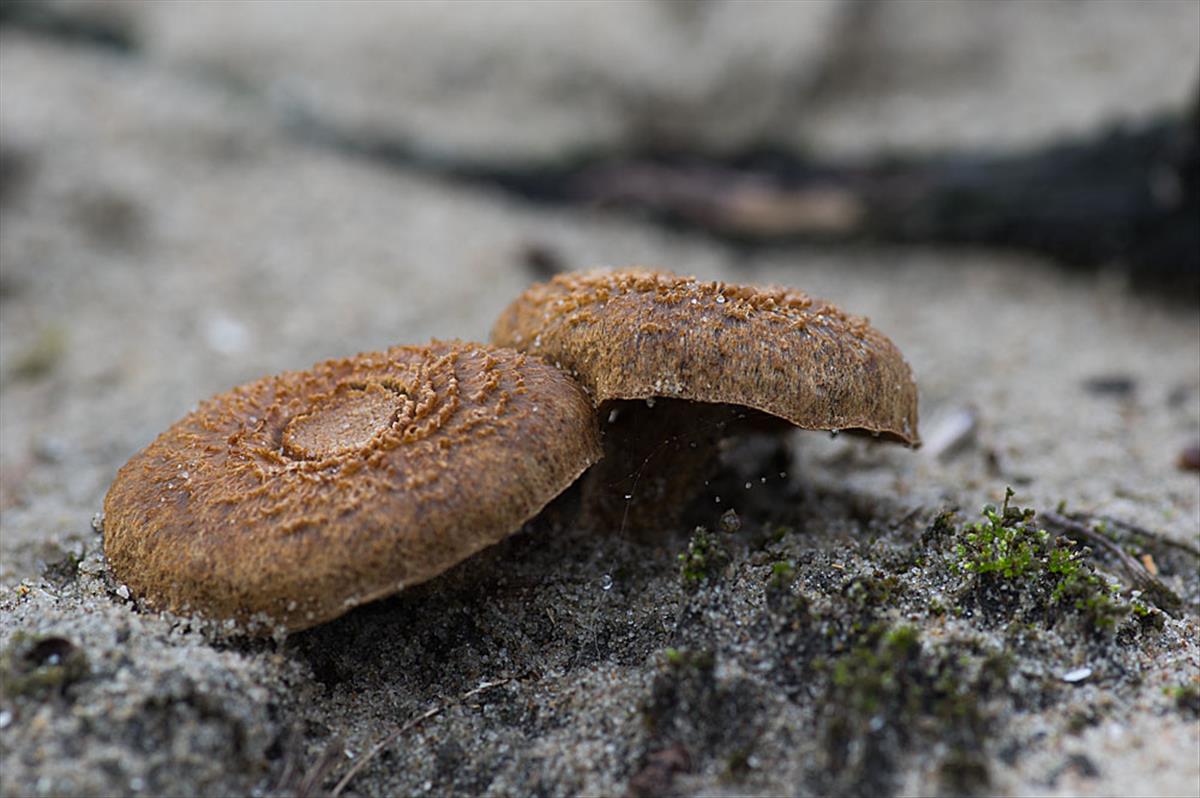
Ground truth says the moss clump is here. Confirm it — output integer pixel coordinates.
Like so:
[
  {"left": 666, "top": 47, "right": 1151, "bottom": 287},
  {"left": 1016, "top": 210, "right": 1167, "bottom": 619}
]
[
  {"left": 1165, "top": 683, "right": 1200, "bottom": 718},
  {"left": 954, "top": 489, "right": 1132, "bottom": 631},
  {"left": 844, "top": 574, "right": 902, "bottom": 613},
  {"left": 722, "top": 747, "right": 752, "bottom": 782},
  {"left": 642, "top": 647, "right": 763, "bottom": 756},
  {"left": 1127, "top": 595, "right": 1166, "bottom": 631},
  {"left": 939, "top": 750, "right": 991, "bottom": 796},
  {"left": 663, "top": 647, "right": 715, "bottom": 673},
  {"left": 829, "top": 625, "right": 922, "bottom": 715},
  {"left": 1055, "top": 571, "right": 1127, "bottom": 630},
  {"left": 820, "top": 623, "right": 1007, "bottom": 797},
  {"left": 920, "top": 509, "right": 960, "bottom": 548},
  {"left": 762, "top": 523, "right": 790, "bottom": 546},
  {"left": 0, "top": 633, "right": 89, "bottom": 698},
  {"left": 765, "top": 560, "right": 809, "bottom": 618},
  {"left": 766, "top": 560, "right": 796, "bottom": 593},
  {"left": 679, "top": 527, "right": 729, "bottom": 587},
  {"left": 955, "top": 489, "right": 1046, "bottom": 578}
]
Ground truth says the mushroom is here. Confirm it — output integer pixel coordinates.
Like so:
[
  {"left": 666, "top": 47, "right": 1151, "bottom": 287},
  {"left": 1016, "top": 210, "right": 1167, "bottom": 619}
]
[
  {"left": 103, "top": 341, "right": 601, "bottom": 632},
  {"left": 491, "top": 268, "right": 918, "bottom": 528}
]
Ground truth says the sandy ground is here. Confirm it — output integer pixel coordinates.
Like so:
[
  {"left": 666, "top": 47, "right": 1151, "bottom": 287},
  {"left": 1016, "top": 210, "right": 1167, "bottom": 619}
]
[{"left": 1, "top": 3, "right": 1198, "bottom": 797}]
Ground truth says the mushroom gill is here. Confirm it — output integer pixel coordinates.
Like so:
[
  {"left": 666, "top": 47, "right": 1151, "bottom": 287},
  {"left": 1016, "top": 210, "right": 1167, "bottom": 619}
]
[{"left": 102, "top": 341, "right": 602, "bottom": 632}]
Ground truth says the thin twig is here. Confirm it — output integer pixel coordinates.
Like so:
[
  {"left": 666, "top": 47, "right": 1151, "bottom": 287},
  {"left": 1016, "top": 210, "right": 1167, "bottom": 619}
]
[
  {"left": 272, "top": 730, "right": 298, "bottom": 797},
  {"left": 1041, "top": 511, "right": 1182, "bottom": 611},
  {"left": 288, "top": 736, "right": 345, "bottom": 798},
  {"left": 1095, "top": 514, "right": 1200, "bottom": 558},
  {"left": 328, "top": 678, "right": 511, "bottom": 798}
]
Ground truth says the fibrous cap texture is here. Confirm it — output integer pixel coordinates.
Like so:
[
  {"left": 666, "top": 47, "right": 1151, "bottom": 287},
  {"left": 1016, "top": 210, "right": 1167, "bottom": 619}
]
[
  {"left": 103, "top": 341, "right": 602, "bottom": 632},
  {"left": 491, "top": 268, "right": 919, "bottom": 445}
]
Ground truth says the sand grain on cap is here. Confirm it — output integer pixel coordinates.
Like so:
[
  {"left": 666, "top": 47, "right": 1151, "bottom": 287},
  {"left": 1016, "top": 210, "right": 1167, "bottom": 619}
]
[{"left": 102, "top": 341, "right": 602, "bottom": 632}]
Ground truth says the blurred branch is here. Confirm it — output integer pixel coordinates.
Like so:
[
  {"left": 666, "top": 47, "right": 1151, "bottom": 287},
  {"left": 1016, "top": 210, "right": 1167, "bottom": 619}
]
[
  {"left": 542, "top": 92, "right": 1198, "bottom": 294},
  {"left": 6, "top": 0, "right": 1193, "bottom": 293},
  {"left": 0, "top": 0, "right": 137, "bottom": 53},
  {"left": 326, "top": 97, "right": 1200, "bottom": 297}
]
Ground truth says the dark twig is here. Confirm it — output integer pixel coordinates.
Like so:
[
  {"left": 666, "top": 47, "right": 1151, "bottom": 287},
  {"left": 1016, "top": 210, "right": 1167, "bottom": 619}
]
[
  {"left": 328, "top": 678, "right": 511, "bottom": 798},
  {"left": 280, "top": 736, "right": 345, "bottom": 798},
  {"left": 1041, "top": 511, "right": 1183, "bottom": 612},
  {"left": 273, "top": 743, "right": 298, "bottom": 798},
  {"left": 1094, "top": 514, "right": 1200, "bottom": 558}
]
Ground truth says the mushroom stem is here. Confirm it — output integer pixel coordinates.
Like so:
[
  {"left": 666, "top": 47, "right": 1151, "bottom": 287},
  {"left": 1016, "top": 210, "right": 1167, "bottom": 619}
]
[{"left": 583, "top": 399, "right": 746, "bottom": 535}]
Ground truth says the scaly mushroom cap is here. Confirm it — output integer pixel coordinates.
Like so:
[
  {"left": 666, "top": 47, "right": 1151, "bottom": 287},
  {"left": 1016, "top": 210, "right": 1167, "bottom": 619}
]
[
  {"left": 103, "top": 341, "right": 601, "bottom": 632},
  {"left": 491, "top": 268, "right": 919, "bottom": 445}
]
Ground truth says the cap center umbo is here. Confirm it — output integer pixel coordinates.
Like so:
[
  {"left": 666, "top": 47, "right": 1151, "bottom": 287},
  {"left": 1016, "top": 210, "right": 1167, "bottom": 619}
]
[{"left": 281, "top": 381, "right": 410, "bottom": 460}]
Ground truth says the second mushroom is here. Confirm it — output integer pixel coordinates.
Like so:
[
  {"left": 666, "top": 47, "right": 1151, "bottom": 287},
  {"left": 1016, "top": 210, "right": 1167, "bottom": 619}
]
[{"left": 491, "top": 267, "right": 920, "bottom": 530}]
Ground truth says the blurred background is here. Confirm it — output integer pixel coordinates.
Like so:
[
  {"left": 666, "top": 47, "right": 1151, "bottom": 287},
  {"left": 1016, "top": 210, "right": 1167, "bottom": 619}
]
[{"left": 1, "top": 0, "right": 1198, "bottom": 569}]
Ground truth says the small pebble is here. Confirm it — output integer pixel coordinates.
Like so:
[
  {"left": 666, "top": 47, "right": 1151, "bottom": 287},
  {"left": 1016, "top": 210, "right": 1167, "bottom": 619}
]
[
  {"left": 203, "top": 314, "right": 250, "bottom": 355},
  {"left": 719, "top": 509, "right": 742, "bottom": 534},
  {"left": 1082, "top": 374, "right": 1136, "bottom": 398},
  {"left": 1061, "top": 666, "right": 1093, "bottom": 683},
  {"left": 923, "top": 405, "right": 979, "bottom": 461}
]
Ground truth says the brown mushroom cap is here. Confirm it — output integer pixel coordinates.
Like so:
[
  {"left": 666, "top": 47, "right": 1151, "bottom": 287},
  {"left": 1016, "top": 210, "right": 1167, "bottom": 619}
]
[
  {"left": 103, "top": 341, "right": 601, "bottom": 632},
  {"left": 491, "top": 268, "right": 919, "bottom": 445}
]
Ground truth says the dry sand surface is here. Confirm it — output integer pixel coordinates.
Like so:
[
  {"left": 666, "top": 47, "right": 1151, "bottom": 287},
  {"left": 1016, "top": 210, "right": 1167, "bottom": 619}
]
[{"left": 1, "top": 3, "right": 1198, "bottom": 797}]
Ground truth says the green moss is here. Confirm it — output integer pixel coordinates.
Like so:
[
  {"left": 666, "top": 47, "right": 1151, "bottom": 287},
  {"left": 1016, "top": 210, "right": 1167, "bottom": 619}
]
[
  {"left": 884, "top": 625, "right": 920, "bottom": 654},
  {"left": 1165, "top": 683, "right": 1200, "bottom": 717},
  {"left": 939, "top": 750, "right": 991, "bottom": 795},
  {"left": 722, "top": 746, "right": 752, "bottom": 782},
  {"left": 1066, "top": 705, "right": 1105, "bottom": 734},
  {"left": 954, "top": 489, "right": 1133, "bottom": 631},
  {"left": 843, "top": 574, "right": 902, "bottom": 611},
  {"left": 830, "top": 624, "right": 924, "bottom": 715},
  {"left": 955, "top": 489, "right": 1045, "bottom": 578},
  {"left": 756, "top": 522, "right": 790, "bottom": 548},
  {"left": 1129, "top": 597, "right": 1166, "bottom": 630},
  {"left": 821, "top": 624, "right": 1003, "bottom": 795},
  {"left": 766, "top": 560, "right": 796, "bottom": 592},
  {"left": 678, "top": 527, "right": 729, "bottom": 587},
  {"left": 1062, "top": 576, "right": 1126, "bottom": 629},
  {"left": 662, "top": 647, "right": 715, "bottom": 673},
  {"left": 642, "top": 647, "right": 719, "bottom": 734}
]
